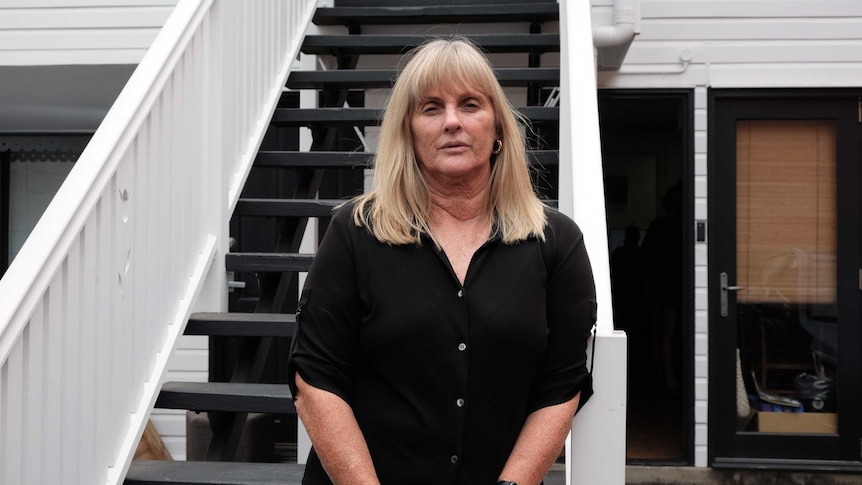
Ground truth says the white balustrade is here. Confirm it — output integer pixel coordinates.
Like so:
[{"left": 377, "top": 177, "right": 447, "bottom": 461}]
[{"left": 0, "top": 1, "right": 317, "bottom": 483}]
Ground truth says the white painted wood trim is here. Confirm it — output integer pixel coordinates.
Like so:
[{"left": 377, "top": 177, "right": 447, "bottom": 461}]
[{"left": 561, "top": 1, "right": 628, "bottom": 483}]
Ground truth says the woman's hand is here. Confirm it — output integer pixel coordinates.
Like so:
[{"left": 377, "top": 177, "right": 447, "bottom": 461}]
[
  {"left": 294, "top": 373, "right": 381, "bottom": 485},
  {"left": 497, "top": 393, "right": 581, "bottom": 485}
]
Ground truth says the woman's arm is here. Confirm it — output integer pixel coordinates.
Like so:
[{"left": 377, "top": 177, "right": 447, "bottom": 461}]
[
  {"left": 294, "top": 373, "right": 381, "bottom": 485},
  {"left": 497, "top": 393, "right": 581, "bottom": 485}
]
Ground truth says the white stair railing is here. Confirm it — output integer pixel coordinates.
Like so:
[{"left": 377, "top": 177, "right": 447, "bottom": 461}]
[
  {"left": 559, "top": 0, "right": 628, "bottom": 484},
  {"left": 0, "top": 1, "right": 317, "bottom": 483}
]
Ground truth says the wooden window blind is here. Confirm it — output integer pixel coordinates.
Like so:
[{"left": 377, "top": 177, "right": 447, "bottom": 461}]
[{"left": 736, "top": 120, "right": 836, "bottom": 304}]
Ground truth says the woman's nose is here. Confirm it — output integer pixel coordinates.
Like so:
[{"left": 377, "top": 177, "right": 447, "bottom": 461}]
[{"left": 442, "top": 107, "right": 461, "bottom": 132}]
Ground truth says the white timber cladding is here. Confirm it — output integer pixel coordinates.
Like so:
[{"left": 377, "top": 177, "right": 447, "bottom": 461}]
[
  {"left": 0, "top": 0, "right": 178, "bottom": 65},
  {"left": 595, "top": 0, "right": 862, "bottom": 89},
  {"left": 693, "top": 86, "right": 708, "bottom": 467},
  {"left": 157, "top": 334, "right": 209, "bottom": 460}
]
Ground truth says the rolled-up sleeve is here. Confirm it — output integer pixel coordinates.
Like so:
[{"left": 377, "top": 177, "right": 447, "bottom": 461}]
[
  {"left": 287, "top": 207, "right": 363, "bottom": 405},
  {"left": 526, "top": 212, "right": 597, "bottom": 413}
]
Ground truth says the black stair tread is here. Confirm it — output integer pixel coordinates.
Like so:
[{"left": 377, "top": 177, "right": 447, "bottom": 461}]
[
  {"left": 125, "top": 460, "right": 305, "bottom": 485},
  {"left": 234, "top": 198, "right": 343, "bottom": 217},
  {"left": 272, "top": 106, "right": 557, "bottom": 127},
  {"left": 287, "top": 67, "right": 560, "bottom": 90},
  {"left": 255, "top": 150, "right": 374, "bottom": 168},
  {"left": 313, "top": 4, "right": 558, "bottom": 26},
  {"left": 186, "top": 312, "right": 297, "bottom": 338},
  {"left": 127, "top": 461, "right": 567, "bottom": 485},
  {"left": 335, "top": 0, "right": 558, "bottom": 5},
  {"left": 254, "top": 150, "right": 558, "bottom": 168},
  {"left": 156, "top": 382, "right": 296, "bottom": 414},
  {"left": 301, "top": 34, "right": 560, "bottom": 55},
  {"left": 271, "top": 107, "right": 381, "bottom": 127},
  {"left": 226, "top": 253, "right": 315, "bottom": 272}
]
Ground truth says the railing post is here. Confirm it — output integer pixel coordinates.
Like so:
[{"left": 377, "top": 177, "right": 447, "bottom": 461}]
[
  {"left": 558, "top": 1, "right": 628, "bottom": 484},
  {"left": 193, "top": 0, "right": 229, "bottom": 316},
  {"left": 295, "top": 49, "right": 319, "bottom": 466}
]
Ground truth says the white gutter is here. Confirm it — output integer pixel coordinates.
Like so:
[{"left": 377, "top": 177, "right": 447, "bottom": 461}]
[{"left": 591, "top": 0, "right": 637, "bottom": 48}]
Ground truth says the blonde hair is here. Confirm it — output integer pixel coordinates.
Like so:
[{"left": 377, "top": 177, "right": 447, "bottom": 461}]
[{"left": 352, "top": 37, "right": 547, "bottom": 244}]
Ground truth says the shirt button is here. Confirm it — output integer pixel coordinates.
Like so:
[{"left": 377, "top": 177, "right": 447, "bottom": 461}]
[
  {"left": 450, "top": 455, "right": 459, "bottom": 464},
  {"left": 457, "top": 289, "right": 463, "bottom": 297},
  {"left": 458, "top": 343, "right": 467, "bottom": 351},
  {"left": 456, "top": 398, "right": 465, "bottom": 407}
]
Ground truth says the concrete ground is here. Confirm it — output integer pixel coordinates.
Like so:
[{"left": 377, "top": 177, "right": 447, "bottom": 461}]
[
  {"left": 544, "top": 465, "right": 862, "bottom": 485},
  {"left": 625, "top": 466, "right": 862, "bottom": 485}
]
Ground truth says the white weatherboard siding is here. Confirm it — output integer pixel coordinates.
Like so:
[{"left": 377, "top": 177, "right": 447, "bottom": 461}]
[
  {"left": 693, "top": 86, "right": 708, "bottom": 467},
  {"left": 592, "top": 0, "right": 862, "bottom": 467},
  {"left": 0, "top": 1, "right": 177, "bottom": 65},
  {"left": 158, "top": 335, "right": 208, "bottom": 460},
  {"left": 597, "top": 0, "right": 862, "bottom": 89}
]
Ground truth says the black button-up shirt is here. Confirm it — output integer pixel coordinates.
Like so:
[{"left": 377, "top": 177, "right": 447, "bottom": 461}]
[{"left": 288, "top": 204, "right": 596, "bottom": 485}]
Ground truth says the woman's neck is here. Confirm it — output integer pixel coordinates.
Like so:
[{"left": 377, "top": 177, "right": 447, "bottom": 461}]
[
  {"left": 425, "top": 180, "right": 494, "bottom": 285},
  {"left": 426, "top": 174, "right": 492, "bottom": 224}
]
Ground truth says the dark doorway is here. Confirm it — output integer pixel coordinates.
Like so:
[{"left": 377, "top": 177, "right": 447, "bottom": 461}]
[{"left": 598, "top": 90, "right": 694, "bottom": 464}]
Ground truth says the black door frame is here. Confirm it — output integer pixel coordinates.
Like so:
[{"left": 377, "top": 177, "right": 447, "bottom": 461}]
[
  {"left": 598, "top": 88, "right": 696, "bottom": 465},
  {"left": 1, "top": 149, "right": 9, "bottom": 276},
  {"left": 708, "top": 89, "right": 862, "bottom": 469}
]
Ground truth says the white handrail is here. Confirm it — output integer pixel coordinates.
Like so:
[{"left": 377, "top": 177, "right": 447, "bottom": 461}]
[
  {"left": 559, "top": 1, "right": 628, "bottom": 484},
  {"left": 0, "top": 0, "right": 318, "bottom": 483}
]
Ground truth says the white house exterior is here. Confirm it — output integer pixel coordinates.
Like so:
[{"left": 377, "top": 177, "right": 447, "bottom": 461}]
[{"left": 2, "top": 0, "right": 862, "bottom": 476}]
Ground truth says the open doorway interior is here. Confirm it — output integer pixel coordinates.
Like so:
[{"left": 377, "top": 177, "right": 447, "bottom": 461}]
[{"left": 599, "top": 91, "right": 691, "bottom": 464}]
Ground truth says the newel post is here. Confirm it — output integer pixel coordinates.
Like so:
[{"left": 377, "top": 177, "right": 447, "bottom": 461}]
[{"left": 558, "top": 1, "right": 628, "bottom": 484}]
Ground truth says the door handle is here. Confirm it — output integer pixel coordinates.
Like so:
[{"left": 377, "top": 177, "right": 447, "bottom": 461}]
[{"left": 720, "top": 272, "right": 746, "bottom": 317}]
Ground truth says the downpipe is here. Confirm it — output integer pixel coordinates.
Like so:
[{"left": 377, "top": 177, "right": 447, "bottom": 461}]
[{"left": 592, "top": 0, "right": 637, "bottom": 49}]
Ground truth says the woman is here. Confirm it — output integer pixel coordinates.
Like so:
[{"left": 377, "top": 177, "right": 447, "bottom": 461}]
[{"left": 288, "top": 37, "right": 596, "bottom": 485}]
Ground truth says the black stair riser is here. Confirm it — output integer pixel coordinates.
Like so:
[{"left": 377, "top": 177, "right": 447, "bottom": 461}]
[
  {"left": 287, "top": 68, "right": 560, "bottom": 90},
  {"left": 301, "top": 34, "right": 560, "bottom": 56},
  {"left": 313, "top": 4, "right": 558, "bottom": 26},
  {"left": 226, "top": 253, "right": 314, "bottom": 273},
  {"left": 186, "top": 312, "right": 297, "bottom": 338},
  {"left": 234, "top": 199, "right": 342, "bottom": 218},
  {"left": 271, "top": 107, "right": 558, "bottom": 127},
  {"left": 156, "top": 382, "right": 296, "bottom": 414}
]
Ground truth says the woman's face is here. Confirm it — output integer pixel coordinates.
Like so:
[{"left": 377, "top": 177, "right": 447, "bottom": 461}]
[{"left": 410, "top": 83, "right": 497, "bottom": 184}]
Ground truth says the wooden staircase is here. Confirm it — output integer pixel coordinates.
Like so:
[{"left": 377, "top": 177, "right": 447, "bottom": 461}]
[{"left": 125, "top": 1, "right": 561, "bottom": 483}]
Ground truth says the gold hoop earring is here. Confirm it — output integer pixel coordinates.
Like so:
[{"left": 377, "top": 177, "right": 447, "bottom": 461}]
[{"left": 493, "top": 139, "right": 503, "bottom": 155}]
